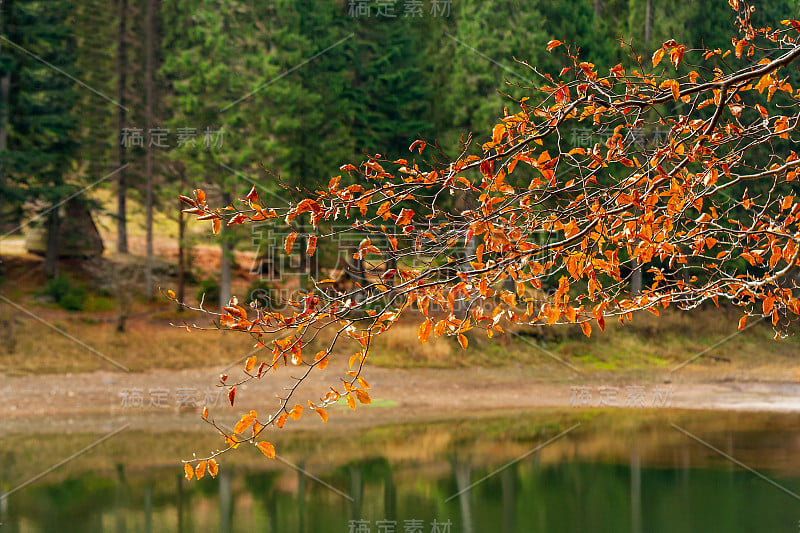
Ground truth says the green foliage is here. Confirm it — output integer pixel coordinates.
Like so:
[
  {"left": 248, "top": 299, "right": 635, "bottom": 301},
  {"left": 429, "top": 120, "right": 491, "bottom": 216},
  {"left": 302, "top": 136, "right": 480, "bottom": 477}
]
[
  {"left": 40, "top": 276, "right": 88, "bottom": 311},
  {"left": 196, "top": 278, "right": 220, "bottom": 307},
  {"left": 3, "top": 0, "right": 80, "bottom": 210}
]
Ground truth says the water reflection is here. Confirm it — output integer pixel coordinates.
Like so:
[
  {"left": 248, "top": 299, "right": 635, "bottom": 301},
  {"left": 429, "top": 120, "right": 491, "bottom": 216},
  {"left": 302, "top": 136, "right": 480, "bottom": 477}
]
[{"left": 3, "top": 411, "right": 800, "bottom": 532}]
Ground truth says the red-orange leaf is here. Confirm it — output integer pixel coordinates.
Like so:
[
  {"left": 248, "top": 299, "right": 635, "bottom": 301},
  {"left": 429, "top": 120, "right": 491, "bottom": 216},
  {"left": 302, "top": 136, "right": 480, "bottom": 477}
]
[
  {"left": 228, "top": 387, "right": 236, "bottom": 407},
  {"left": 397, "top": 208, "right": 415, "bottom": 225},
  {"left": 208, "top": 459, "right": 218, "bottom": 478},
  {"left": 284, "top": 232, "right": 297, "bottom": 255},
  {"left": 546, "top": 39, "right": 562, "bottom": 52},
  {"left": 316, "top": 408, "right": 328, "bottom": 422}
]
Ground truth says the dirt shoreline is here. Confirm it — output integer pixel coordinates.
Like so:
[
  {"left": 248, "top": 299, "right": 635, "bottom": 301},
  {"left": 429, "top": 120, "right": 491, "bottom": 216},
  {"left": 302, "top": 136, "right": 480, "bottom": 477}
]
[{"left": 3, "top": 364, "right": 800, "bottom": 435}]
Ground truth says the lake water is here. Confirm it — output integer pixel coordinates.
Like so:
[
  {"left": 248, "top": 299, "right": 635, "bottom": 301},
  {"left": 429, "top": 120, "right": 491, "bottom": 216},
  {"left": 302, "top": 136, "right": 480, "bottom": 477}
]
[{"left": 2, "top": 409, "right": 799, "bottom": 532}]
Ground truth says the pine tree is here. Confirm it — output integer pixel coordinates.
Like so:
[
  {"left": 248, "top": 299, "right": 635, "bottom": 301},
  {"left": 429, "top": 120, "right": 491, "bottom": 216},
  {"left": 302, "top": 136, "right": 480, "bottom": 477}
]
[{"left": 4, "top": 0, "right": 80, "bottom": 277}]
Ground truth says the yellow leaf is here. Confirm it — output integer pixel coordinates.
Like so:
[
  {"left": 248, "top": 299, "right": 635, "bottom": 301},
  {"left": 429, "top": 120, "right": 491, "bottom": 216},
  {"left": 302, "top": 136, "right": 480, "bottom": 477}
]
[
  {"left": 168, "top": 289, "right": 176, "bottom": 299},
  {"left": 346, "top": 393, "right": 356, "bottom": 410},
  {"left": 257, "top": 441, "right": 275, "bottom": 459}
]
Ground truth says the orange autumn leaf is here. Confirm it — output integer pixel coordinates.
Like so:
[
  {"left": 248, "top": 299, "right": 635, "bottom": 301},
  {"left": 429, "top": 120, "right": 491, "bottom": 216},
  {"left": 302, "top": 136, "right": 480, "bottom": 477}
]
[
  {"left": 418, "top": 319, "right": 433, "bottom": 344},
  {"left": 208, "top": 459, "right": 219, "bottom": 478},
  {"left": 257, "top": 441, "right": 276, "bottom": 459},
  {"left": 396, "top": 208, "right": 415, "bottom": 226},
  {"left": 355, "top": 389, "right": 371, "bottom": 405},
  {"left": 546, "top": 39, "right": 562, "bottom": 52},
  {"left": 245, "top": 355, "right": 257, "bottom": 372},
  {"left": 284, "top": 232, "right": 298, "bottom": 254},
  {"left": 457, "top": 334, "right": 468, "bottom": 350},
  {"left": 289, "top": 404, "right": 303, "bottom": 420},
  {"left": 184, "top": 463, "right": 194, "bottom": 480},
  {"left": 316, "top": 408, "right": 328, "bottom": 422},
  {"left": 276, "top": 413, "right": 289, "bottom": 428},
  {"left": 306, "top": 235, "right": 317, "bottom": 256},
  {"left": 652, "top": 48, "right": 665, "bottom": 68},
  {"left": 195, "top": 461, "right": 206, "bottom": 480}
]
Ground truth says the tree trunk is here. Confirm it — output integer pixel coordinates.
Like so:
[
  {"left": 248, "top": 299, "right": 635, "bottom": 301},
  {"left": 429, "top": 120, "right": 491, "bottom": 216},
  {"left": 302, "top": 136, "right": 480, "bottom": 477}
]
[
  {"left": 0, "top": 2, "right": 11, "bottom": 267},
  {"left": 219, "top": 191, "right": 233, "bottom": 306},
  {"left": 43, "top": 209, "right": 60, "bottom": 278},
  {"left": 143, "top": 0, "right": 155, "bottom": 298},
  {"left": 594, "top": 0, "right": 602, "bottom": 17},
  {"left": 645, "top": 0, "right": 653, "bottom": 44},
  {"left": 630, "top": 260, "right": 642, "bottom": 296},
  {"left": 116, "top": 0, "right": 128, "bottom": 254},
  {"left": 177, "top": 198, "right": 186, "bottom": 313}
]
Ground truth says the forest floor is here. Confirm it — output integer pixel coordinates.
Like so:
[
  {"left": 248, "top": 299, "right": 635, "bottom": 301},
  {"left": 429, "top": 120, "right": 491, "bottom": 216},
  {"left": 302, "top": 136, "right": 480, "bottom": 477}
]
[{"left": 2, "top": 232, "right": 800, "bottom": 435}]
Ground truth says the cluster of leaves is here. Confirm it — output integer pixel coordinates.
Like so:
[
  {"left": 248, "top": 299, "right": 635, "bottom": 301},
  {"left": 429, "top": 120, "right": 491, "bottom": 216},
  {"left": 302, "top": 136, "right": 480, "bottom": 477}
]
[{"left": 177, "top": 1, "right": 800, "bottom": 474}]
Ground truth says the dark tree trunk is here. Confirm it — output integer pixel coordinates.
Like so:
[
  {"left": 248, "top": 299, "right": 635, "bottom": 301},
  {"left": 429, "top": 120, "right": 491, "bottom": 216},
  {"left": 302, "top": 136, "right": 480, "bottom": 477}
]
[
  {"left": 0, "top": 2, "right": 11, "bottom": 267},
  {"left": 177, "top": 198, "right": 186, "bottom": 312},
  {"left": 144, "top": 0, "right": 155, "bottom": 298},
  {"left": 630, "top": 260, "right": 642, "bottom": 296},
  {"left": 645, "top": 0, "right": 653, "bottom": 44},
  {"left": 43, "top": 210, "right": 60, "bottom": 278},
  {"left": 116, "top": 0, "right": 128, "bottom": 254}
]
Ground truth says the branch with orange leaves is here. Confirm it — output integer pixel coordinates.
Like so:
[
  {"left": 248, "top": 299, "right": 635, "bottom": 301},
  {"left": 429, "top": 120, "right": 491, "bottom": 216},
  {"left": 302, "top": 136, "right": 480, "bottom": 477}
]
[{"left": 177, "top": 2, "right": 800, "bottom": 478}]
